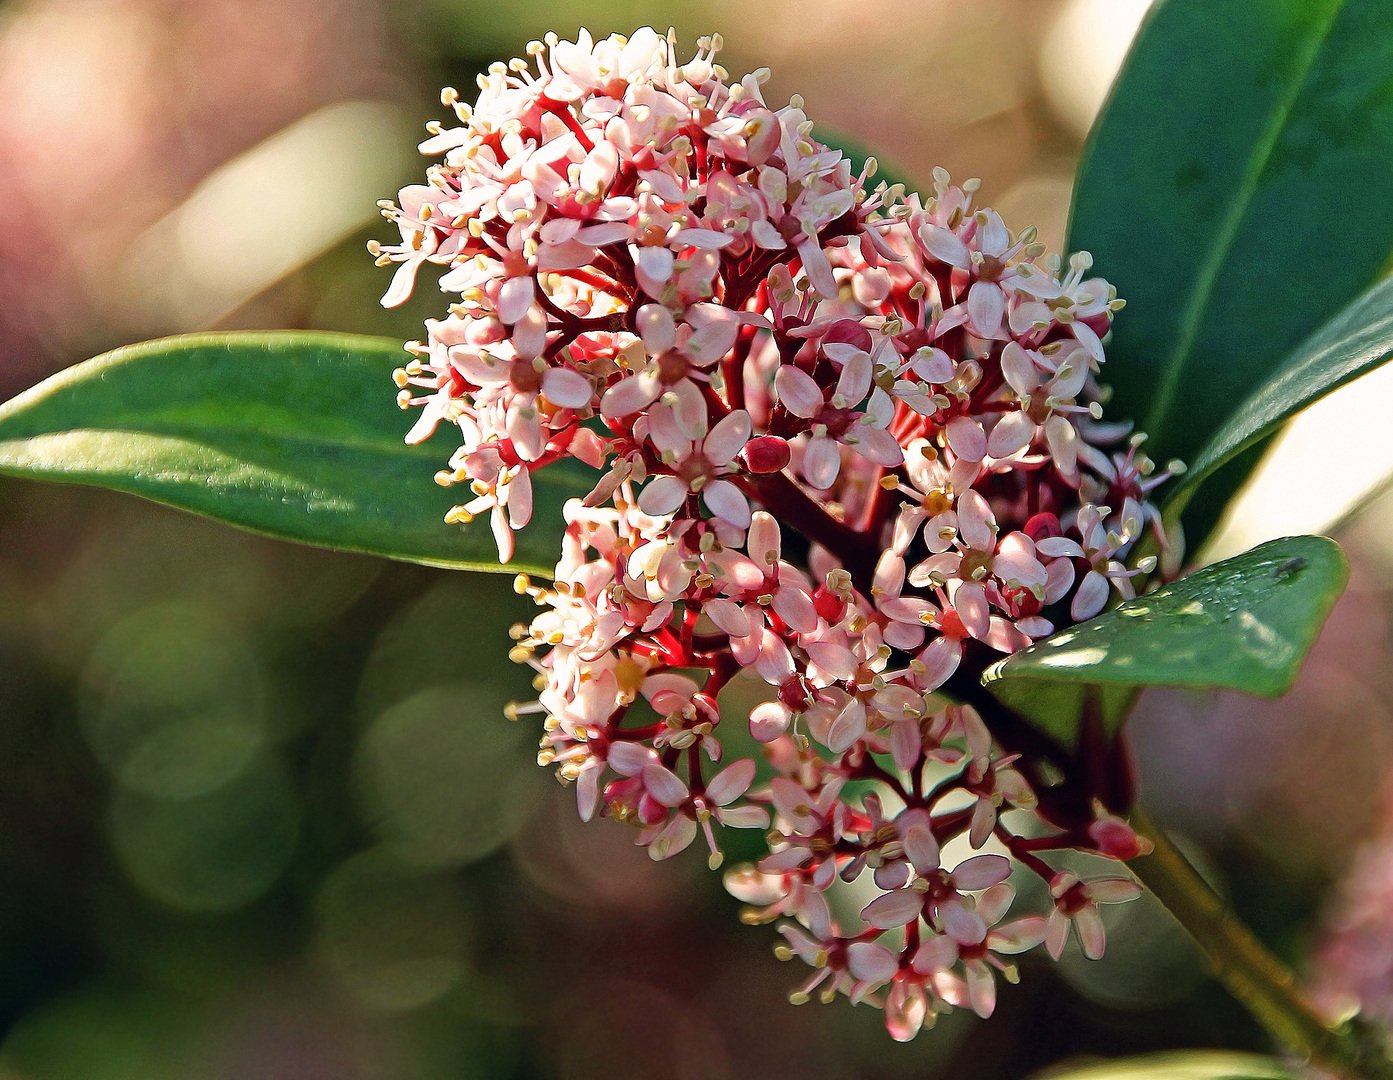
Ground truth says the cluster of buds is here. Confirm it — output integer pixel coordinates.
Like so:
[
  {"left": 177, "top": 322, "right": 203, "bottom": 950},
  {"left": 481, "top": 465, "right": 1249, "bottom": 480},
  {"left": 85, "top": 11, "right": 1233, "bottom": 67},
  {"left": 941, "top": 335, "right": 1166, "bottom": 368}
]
[{"left": 375, "top": 28, "right": 1172, "bottom": 1040}]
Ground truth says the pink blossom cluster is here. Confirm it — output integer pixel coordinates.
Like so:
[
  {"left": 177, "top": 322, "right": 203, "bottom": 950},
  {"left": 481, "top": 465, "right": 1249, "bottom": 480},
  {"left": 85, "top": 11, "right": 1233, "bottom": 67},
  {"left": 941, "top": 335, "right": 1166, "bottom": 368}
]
[{"left": 375, "top": 29, "right": 1171, "bottom": 1039}]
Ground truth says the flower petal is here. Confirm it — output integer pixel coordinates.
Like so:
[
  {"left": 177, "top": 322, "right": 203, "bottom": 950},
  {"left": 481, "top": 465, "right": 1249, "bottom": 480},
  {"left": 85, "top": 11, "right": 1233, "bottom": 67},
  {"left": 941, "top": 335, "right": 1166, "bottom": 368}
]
[
  {"left": 601, "top": 371, "right": 662, "bottom": 418},
  {"left": 847, "top": 941, "right": 898, "bottom": 984},
  {"left": 541, "top": 366, "right": 593, "bottom": 409},
  {"left": 774, "top": 366, "right": 823, "bottom": 419},
  {"left": 703, "top": 479, "right": 751, "bottom": 528},
  {"left": 1071, "top": 569, "right": 1111, "bottom": 621},
  {"left": 803, "top": 435, "right": 842, "bottom": 490},
  {"left": 497, "top": 276, "right": 535, "bottom": 324},
  {"left": 607, "top": 741, "right": 657, "bottom": 775},
  {"left": 987, "top": 411, "right": 1035, "bottom": 458},
  {"left": 638, "top": 474, "right": 687, "bottom": 516},
  {"left": 967, "top": 281, "right": 1004, "bottom": 338},
  {"left": 749, "top": 701, "right": 791, "bottom": 742},
  {"left": 950, "top": 854, "right": 1012, "bottom": 891},
  {"left": 945, "top": 416, "right": 987, "bottom": 462},
  {"left": 643, "top": 763, "right": 689, "bottom": 807},
  {"left": 704, "top": 410, "right": 753, "bottom": 465},
  {"left": 826, "top": 699, "right": 867, "bottom": 753},
  {"left": 705, "top": 758, "right": 756, "bottom": 805},
  {"left": 862, "top": 888, "right": 925, "bottom": 929},
  {"left": 941, "top": 899, "right": 988, "bottom": 946}
]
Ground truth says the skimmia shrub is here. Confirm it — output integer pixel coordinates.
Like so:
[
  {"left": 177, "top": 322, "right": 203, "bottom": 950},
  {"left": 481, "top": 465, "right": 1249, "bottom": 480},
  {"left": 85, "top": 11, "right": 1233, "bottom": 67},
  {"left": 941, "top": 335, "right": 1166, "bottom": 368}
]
[
  {"left": 7, "top": 6, "right": 1393, "bottom": 1076},
  {"left": 371, "top": 29, "right": 1168, "bottom": 1037}
]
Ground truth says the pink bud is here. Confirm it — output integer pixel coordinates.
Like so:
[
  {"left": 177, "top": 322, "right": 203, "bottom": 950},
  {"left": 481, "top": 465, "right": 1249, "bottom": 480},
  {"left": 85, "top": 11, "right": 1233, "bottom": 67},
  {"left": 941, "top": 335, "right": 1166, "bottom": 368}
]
[
  {"left": 813, "top": 584, "right": 847, "bottom": 623},
  {"left": 1023, "top": 512, "right": 1062, "bottom": 543},
  {"left": 741, "top": 435, "right": 792, "bottom": 474},
  {"left": 1087, "top": 815, "right": 1152, "bottom": 860},
  {"left": 778, "top": 675, "right": 816, "bottom": 712}
]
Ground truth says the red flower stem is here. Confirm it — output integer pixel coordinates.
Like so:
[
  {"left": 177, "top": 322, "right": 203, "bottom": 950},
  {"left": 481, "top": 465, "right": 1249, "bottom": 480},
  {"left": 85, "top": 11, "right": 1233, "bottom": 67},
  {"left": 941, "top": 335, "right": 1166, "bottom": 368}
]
[
  {"left": 546, "top": 101, "right": 594, "bottom": 152},
  {"left": 611, "top": 723, "right": 664, "bottom": 740},
  {"left": 849, "top": 756, "right": 913, "bottom": 806},
  {"left": 687, "top": 747, "right": 704, "bottom": 792},
  {"left": 722, "top": 323, "right": 757, "bottom": 412},
  {"left": 557, "top": 267, "right": 627, "bottom": 297},
  {"left": 998, "top": 829, "right": 1056, "bottom": 882},
  {"left": 941, "top": 644, "right": 1085, "bottom": 821}
]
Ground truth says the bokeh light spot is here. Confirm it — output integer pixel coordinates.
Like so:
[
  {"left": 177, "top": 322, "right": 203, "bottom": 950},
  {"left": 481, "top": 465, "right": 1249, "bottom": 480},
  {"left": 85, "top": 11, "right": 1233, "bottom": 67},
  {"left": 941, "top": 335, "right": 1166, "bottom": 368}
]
[
  {"left": 110, "top": 757, "right": 299, "bottom": 913},
  {"left": 355, "top": 683, "right": 542, "bottom": 869},
  {"left": 1040, "top": 0, "right": 1154, "bottom": 139},
  {"left": 80, "top": 602, "right": 266, "bottom": 799},
  {"left": 313, "top": 848, "right": 474, "bottom": 1013},
  {"left": 0, "top": 986, "right": 192, "bottom": 1080}
]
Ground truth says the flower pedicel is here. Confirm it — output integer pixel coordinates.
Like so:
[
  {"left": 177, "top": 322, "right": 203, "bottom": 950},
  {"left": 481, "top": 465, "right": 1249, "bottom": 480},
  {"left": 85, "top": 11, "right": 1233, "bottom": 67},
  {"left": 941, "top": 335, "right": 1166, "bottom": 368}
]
[{"left": 372, "top": 28, "right": 1175, "bottom": 1040}]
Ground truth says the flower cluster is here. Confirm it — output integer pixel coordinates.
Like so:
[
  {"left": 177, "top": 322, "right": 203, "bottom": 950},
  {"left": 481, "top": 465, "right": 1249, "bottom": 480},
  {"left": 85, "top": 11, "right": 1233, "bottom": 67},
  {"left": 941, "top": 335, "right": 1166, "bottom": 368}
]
[{"left": 375, "top": 28, "right": 1173, "bottom": 1040}]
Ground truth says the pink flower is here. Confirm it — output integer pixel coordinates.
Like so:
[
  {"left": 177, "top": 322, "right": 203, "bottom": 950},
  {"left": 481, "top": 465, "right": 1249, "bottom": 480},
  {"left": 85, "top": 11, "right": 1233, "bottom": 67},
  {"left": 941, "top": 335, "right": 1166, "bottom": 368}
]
[
  {"left": 859, "top": 829, "right": 1013, "bottom": 942},
  {"left": 910, "top": 883, "right": 1047, "bottom": 1018},
  {"left": 1036, "top": 503, "right": 1157, "bottom": 621},
  {"left": 703, "top": 513, "right": 822, "bottom": 675},
  {"left": 986, "top": 340, "right": 1092, "bottom": 475},
  {"left": 773, "top": 347, "right": 903, "bottom": 490},
  {"left": 1045, "top": 871, "right": 1144, "bottom": 960},
  {"left": 604, "top": 743, "right": 767, "bottom": 863},
  {"left": 638, "top": 407, "right": 754, "bottom": 528}
]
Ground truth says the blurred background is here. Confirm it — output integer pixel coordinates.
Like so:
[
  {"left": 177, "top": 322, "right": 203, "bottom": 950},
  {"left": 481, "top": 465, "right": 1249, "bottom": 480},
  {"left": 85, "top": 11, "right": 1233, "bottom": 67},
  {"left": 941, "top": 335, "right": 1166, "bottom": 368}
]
[{"left": 3, "top": 1, "right": 1393, "bottom": 1076}]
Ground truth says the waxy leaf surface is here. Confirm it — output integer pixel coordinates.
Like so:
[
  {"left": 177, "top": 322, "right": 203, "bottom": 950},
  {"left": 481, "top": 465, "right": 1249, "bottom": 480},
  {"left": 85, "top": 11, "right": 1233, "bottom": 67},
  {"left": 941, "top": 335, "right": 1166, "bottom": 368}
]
[
  {"left": 1165, "top": 275, "right": 1393, "bottom": 529},
  {"left": 983, "top": 536, "right": 1347, "bottom": 742},
  {"left": 1068, "top": 0, "right": 1393, "bottom": 546},
  {"left": 0, "top": 332, "right": 588, "bottom": 575}
]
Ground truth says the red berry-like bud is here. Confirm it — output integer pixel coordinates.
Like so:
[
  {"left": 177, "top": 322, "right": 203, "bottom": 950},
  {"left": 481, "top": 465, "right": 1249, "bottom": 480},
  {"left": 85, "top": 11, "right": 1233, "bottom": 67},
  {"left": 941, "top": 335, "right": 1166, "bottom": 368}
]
[
  {"left": 778, "top": 674, "right": 816, "bottom": 711},
  {"left": 813, "top": 584, "right": 847, "bottom": 623},
  {"left": 1024, "top": 512, "right": 1062, "bottom": 543},
  {"left": 1087, "top": 815, "right": 1151, "bottom": 860},
  {"left": 742, "top": 434, "right": 792, "bottom": 474}
]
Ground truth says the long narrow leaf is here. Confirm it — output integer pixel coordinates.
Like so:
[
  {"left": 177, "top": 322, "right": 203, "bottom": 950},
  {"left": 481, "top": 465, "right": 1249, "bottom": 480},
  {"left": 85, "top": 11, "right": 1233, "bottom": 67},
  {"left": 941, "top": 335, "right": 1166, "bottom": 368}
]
[
  {"left": 0, "top": 332, "right": 588, "bottom": 575},
  {"left": 1165, "top": 275, "right": 1393, "bottom": 526},
  {"left": 1068, "top": 0, "right": 1393, "bottom": 546}
]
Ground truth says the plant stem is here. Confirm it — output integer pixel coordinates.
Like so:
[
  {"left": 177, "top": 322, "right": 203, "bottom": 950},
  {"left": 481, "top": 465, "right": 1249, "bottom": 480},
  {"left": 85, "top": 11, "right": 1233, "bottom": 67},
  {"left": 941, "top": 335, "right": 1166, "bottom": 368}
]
[{"left": 1130, "top": 806, "right": 1393, "bottom": 1080}]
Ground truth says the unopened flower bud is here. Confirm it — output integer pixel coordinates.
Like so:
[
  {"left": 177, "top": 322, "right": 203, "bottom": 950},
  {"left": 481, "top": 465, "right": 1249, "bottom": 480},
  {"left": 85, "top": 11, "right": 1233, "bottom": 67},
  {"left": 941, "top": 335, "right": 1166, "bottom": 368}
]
[{"left": 742, "top": 435, "right": 792, "bottom": 474}]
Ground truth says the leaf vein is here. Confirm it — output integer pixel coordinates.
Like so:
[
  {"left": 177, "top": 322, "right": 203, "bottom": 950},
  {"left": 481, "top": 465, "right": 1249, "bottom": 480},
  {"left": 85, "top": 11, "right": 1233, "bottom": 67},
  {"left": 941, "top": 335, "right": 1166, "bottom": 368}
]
[{"left": 1143, "top": 0, "right": 1348, "bottom": 438}]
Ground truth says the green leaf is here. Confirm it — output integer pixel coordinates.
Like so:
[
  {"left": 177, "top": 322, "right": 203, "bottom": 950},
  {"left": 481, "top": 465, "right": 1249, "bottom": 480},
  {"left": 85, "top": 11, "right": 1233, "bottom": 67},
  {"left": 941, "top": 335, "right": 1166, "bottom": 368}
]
[
  {"left": 0, "top": 332, "right": 590, "bottom": 575},
  {"left": 1165, "top": 274, "right": 1393, "bottom": 528},
  {"left": 1035, "top": 1050, "right": 1302, "bottom": 1080},
  {"left": 982, "top": 536, "right": 1347, "bottom": 742},
  {"left": 1067, "top": 0, "right": 1393, "bottom": 542}
]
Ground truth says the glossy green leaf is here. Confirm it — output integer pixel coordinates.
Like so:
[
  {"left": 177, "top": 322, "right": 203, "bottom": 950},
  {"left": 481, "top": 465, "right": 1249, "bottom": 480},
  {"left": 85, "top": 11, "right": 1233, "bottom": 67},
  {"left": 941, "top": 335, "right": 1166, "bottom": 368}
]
[
  {"left": 0, "top": 332, "right": 591, "bottom": 575},
  {"left": 1036, "top": 1050, "right": 1301, "bottom": 1080},
  {"left": 982, "top": 536, "right": 1347, "bottom": 742},
  {"left": 1068, "top": 0, "right": 1393, "bottom": 542},
  {"left": 1165, "top": 274, "right": 1393, "bottom": 527}
]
